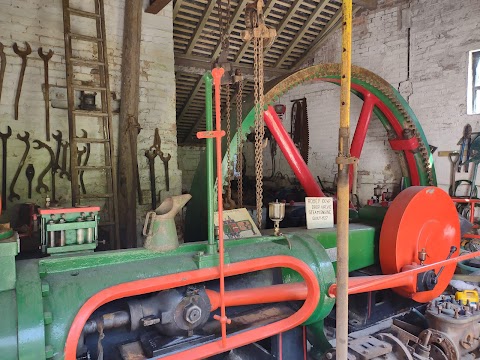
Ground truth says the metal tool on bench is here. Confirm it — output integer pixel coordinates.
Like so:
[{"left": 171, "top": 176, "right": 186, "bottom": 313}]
[
  {"left": 33, "top": 140, "right": 56, "bottom": 204},
  {"left": 8, "top": 131, "right": 30, "bottom": 202},
  {"left": 38, "top": 47, "right": 54, "bottom": 141},
  {"left": 0, "top": 42, "right": 6, "bottom": 103},
  {"left": 25, "top": 164, "right": 35, "bottom": 199},
  {"left": 13, "top": 42, "right": 32, "bottom": 120},
  {"left": 0, "top": 126, "right": 12, "bottom": 210},
  {"left": 458, "top": 124, "right": 472, "bottom": 173}
]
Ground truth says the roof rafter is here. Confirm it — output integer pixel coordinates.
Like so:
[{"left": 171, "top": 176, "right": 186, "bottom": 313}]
[
  {"left": 183, "top": 109, "right": 206, "bottom": 143},
  {"left": 185, "top": 0, "right": 218, "bottom": 55},
  {"left": 275, "top": 0, "right": 333, "bottom": 68},
  {"left": 177, "top": 76, "right": 204, "bottom": 125}
]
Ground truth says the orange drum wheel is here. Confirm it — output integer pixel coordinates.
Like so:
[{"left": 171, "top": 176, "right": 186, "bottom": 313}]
[{"left": 379, "top": 186, "right": 460, "bottom": 302}]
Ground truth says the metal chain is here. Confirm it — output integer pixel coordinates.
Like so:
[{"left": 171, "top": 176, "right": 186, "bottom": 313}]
[
  {"left": 253, "top": 21, "right": 265, "bottom": 227},
  {"left": 225, "top": 84, "right": 234, "bottom": 208},
  {"left": 236, "top": 79, "right": 244, "bottom": 207}
]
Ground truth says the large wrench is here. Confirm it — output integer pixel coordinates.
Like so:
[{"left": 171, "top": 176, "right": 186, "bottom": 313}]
[
  {"left": 38, "top": 47, "right": 54, "bottom": 141},
  {"left": 60, "top": 141, "right": 71, "bottom": 180},
  {"left": 13, "top": 42, "right": 32, "bottom": 120},
  {"left": 52, "top": 130, "right": 62, "bottom": 173},
  {"left": 33, "top": 140, "right": 56, "bottom": 201},
  {"left": 145, "top": 148, "right": 158, "bottom": 209},
  {"left": 8, "top": 131, "right": 30, "bottom": 202},
  {"left": 0, "top": 42, "right": 6, "bottom": 102},
  {"left": 78, "top": 129, "right": 90, "bottom": 194},
  {"left": 0, "top": 126, "right": 12, "bottom": 210}
]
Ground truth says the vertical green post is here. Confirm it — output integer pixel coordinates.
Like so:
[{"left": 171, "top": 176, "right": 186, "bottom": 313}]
[{"left": 204, "top": 72, "right": 217, "bottom": 255}]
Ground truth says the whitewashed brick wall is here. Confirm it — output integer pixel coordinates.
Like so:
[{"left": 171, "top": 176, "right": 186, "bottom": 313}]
[{"left": 0, "top": 0, "right": 178, "bottom": 240}]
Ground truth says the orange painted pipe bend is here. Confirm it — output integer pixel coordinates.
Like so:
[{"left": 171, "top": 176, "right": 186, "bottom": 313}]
[
  {"left": 63, "top": 255, "right": 320, "bottom": 360},
  {"left": 206, "top": 282, "right": 309, "bottom": 312}
]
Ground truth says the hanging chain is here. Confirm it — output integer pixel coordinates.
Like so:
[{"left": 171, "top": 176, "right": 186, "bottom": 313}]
[
  {"left": 224, "top": 84, "right": 235, "bottom": 209},
  {"left": 253, "top": 18, "right": 265, "bottom": 227},
  {"left": 236, "top": 78, "right": 244, "bottom": 207}
]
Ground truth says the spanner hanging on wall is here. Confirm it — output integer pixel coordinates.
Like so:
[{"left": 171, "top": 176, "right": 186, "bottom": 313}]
[
  {"left": 52, "top": 130, "right": 62, "bottom": 174},
  {"left": 59, "top": 141, "right": 71, "bottom": 180},
  {"left": 38, "top": 47, "right": 54, "bottom": 141},
  {"left": 145, "top": 147, "right": 157, "bottom": 210},
  {"left": 13, "top": 42, "right": 32, "bottom": 120},
  {"left": 78, "top": 129, "right": 90, "bottom": 194},
  {"left": 0, "top": 126, "right": 12, "bottom": 210},
  {"left": 0, "top": 42, "right": 6, "bottom": 103},
  {"left": 33, "top": 140, "right": 56, "bottom": 203},
  {"left": 8, "top": 131, "right": 30, "bottom": 202},
  {"left": 152, "top": 129, "right": 171, "bottom": 192}
]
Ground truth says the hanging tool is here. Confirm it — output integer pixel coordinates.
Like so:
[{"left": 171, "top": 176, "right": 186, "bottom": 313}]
[
  {"left": 458, "top": 124, "right": 472, "bottom": 172},
  {"left": 59, "top": 141, "right": 70, "bottom": 180},
  {"left": 33, "top": 140, "right": 56, "bottom": 200},
  {"left": 152, "top": 129, "right": 171, "bottom": 192},
  {"left": 25, "top": 164, "right": 35, "bottom": 199},
  {"left": 0, "top": 126, "right": 12, "bottom": 210},
  {"left": 0, "top": 42, "right": 6, "bottom": 103},
  {"left": 52, "top": 130, "right": 63, "bottom": 174},
  {"left": 13, "top": 42, "right": 32, "bottom": 120},
  {"left": 77, "top": 146, "right": 87, "bottom": 194},
  {"left": 78, "top": 130, "right": 90, "bottom": 195},
  {"left": 145, "top": 147, "right": 158, "bottom": 210},
  {"left": 290, "top": 98, "right": 309, "bottom": 163},
  {"left": 8, "top": 131, "right": 30, "bottom": 202},
  {"left": 38, "top": 47, "right": 54, "bottom": 141},
  {"left": 448, "top": 152, "right": 460, "bottom": 196},
  {"left": 464, "top": 136, "right": 480, "bottom": 198}
]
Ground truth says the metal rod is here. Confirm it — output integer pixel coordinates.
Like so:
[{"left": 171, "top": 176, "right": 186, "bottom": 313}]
[
  {"left": 336, "top": 0, "right": 353, "bottom": 358},
  {"left": 203, "top": 72, "right": 216, "bottom": 255}
]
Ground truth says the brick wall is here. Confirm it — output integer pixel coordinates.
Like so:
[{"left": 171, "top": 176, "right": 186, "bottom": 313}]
[{"left": 0, "top": 0, "right": 178, "bottom": 242}]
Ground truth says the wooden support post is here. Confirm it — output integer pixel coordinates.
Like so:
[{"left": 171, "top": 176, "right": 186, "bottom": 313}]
[{"left": 118, "top": 0, "right": 143, "bottom": 248}]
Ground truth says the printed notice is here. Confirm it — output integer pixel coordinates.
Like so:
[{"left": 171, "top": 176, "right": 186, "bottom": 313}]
[{"left": 305, "top": 197, "right": 334, "bottom": 229}]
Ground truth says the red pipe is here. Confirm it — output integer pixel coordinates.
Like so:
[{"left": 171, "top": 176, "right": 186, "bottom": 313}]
[
  {"left": 206, "top": 282, "right": 308, "bottom": 311},
  {"left": 63, "top": 255, "right": 320, "bottom": 360},
  {"left": 264, "top": 107, "right": 325, "bottom": 197}
]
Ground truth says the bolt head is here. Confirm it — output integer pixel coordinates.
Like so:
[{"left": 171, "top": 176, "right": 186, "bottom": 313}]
[{"left": 184, "top": 304, "right": 202, "bottom": 324}]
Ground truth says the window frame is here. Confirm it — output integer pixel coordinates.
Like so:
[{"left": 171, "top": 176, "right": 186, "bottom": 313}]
[{"left": 467, "top": 49, "right": 480, "bottom": 115}]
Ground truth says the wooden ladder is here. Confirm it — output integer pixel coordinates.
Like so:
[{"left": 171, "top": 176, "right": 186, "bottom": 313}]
[{"left": 62, "top": 0, "right": 120, "bottom": 249}]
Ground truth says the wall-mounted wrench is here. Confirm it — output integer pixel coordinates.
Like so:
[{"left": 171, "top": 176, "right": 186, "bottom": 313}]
[
  {"left": 8, "top": 131, "right": 30, "bottom": 202},
  {"left": 153, "top": 130, "right": 171, "bottom": 192},
  {"left": 78, "top": 129, "right": 90, "bottom": 194},
  {"left": 0, "top": 42, "right": 6, "bottom": 103},
  {"left": 13, "top": 42, "right": 32, "bottom": 120},
  {"left": 145, "top": 148, "right": 158, "bottom": 210},
  {"left": 38, "top": 47, "right": 54, "bottom": 141},
  {"left": 0, "top": 126, "right": 12, "bottom": 210},
  {"left": 59, "top": 141, "right": 71, "bottom": 180},
  {"left": 52, "top": 130, "right": 62, "bottom": 173},
  {"left": 33, "top": 140, "right": 56, "bottom": 202}
]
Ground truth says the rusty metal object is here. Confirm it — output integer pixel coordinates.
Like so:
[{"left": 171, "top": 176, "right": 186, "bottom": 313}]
[
  {"left": 145, "top": 148, "right": 157, "bottom": 209},
  {"left": 38, "top": 47, "right": 54, "bottom": 141},
  {"left": 0, "top": 42, "right": 6, "bottom": 103},
  {"left": 60, "top": 141, "right": 70, "bottom": 180},
  {"left": 33, "top": 140, "right": 56, "bottom": 198},
  {"left": 13, "top": 42, "right": 32, "bottom": 120},
  {"left": 0, "top": 126, "right": 12, "bottom": 209},
  {"left": 8, "top": 131, "right": 30, "bottom": 202},
  {"left": 52, "top": 130, "right": 62, "bottom": 174},
  {"left": 25, "top": 164, "right": 35, "bottom": 199}
]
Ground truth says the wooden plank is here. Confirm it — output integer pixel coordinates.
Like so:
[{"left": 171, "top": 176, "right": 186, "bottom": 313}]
[
  {"left": 145, "top": 0, "right": 172, "bottom": 14},
  {"left": 275, "top": 0, "right": 331, "bottom": 68},
  {"left": 185, "top": 0, "right": 217, "bottom": 55}
]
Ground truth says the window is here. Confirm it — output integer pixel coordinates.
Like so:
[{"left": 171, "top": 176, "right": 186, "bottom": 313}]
[{"left": 468, "top": 49, "right": 480, "bottom": 115}]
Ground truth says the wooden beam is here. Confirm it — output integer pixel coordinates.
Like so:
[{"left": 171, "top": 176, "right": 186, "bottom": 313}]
[
  {"left": 175, "top": 52, "right": 290, "bottom": 79},
  {"left": 275, "top": 0, "right": 334, "bottom": 68},
  {"left": 234, "top": 0, "right": 276, "bottom": 63},
  {"left": 211, "top": 0, "right": 249, "bottom": 60},
  {"left": 118, "top": 0, "right": 142, "bottom": 248},
  {"left": 182, "top": 109, "right": 206, "bottom": 143},
  {"left": 145, "top": 0, "right": 172, "bottom": 14},
  {"left": 185, "top": 0, "right": 217, "bottom": 55},
  {"left": 291, "top": 6, "right": 360, "bottom": 71},
  {"left": 177, "top": 76, "right": 204, "bottom": 126},
  {"left": 173, "top": 0, "right": 182, "bottom": 18}
]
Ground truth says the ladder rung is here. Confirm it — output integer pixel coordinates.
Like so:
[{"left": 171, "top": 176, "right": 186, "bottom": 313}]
[
  {"left": 78, "top": 193, "right": 114, "bottom": 199},
  {"left": 68, "top": 8, "right": 100, "bottom": 19},
  {"left": 74, "top": 137, "right": 110, "bottom": 143},
  {"left": 72, "top": 85, "right": 107, "bottom": 92},
  {"left": 71, "top": 57, "right": 105, "bottom": 67},
  {"left": 76, "top": 166, "right": 112, "bottom": 170},
  {"left": 69, "top": 33, "right": 103, "bottom": 42},
  {"left": 73, "top": 110, "right": 108, "bottom": 117}
]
